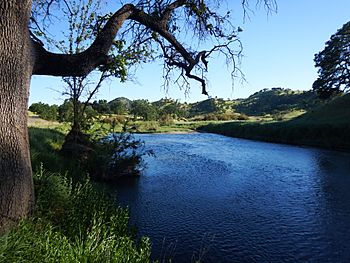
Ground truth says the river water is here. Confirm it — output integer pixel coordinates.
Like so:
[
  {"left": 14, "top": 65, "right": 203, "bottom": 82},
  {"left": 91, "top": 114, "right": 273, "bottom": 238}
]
[{"left": 109, "top": 133, "right": 350, "bottom": 262}]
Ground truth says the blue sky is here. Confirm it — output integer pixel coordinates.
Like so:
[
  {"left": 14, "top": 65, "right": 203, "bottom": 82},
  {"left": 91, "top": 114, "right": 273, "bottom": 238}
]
[{"left": 30, "top": 0, "right": 350, "bottom": 105}]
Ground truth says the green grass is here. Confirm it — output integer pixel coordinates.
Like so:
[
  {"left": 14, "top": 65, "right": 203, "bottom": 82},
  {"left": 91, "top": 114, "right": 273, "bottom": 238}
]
[
  {"left": 199, "top": 94, "right": 350, "bottom": 150},
  {"left": 135, "top": 121, "right": 214, "bottom": 133},
  {"left": 0, "top": 172, "right": 152, "bottom": 262},
  {"left": 89, "top": 119, "right": 215, "bottom": 134},
  {"left": 291, "top": 94, "right": 350, "bottom": 125},
  {"left": 0, "top": 127, "right": 152, "bottom": 262}
]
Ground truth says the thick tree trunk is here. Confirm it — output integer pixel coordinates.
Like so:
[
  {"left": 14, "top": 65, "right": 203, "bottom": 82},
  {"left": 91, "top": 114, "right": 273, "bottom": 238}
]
[{"left": 0, "top": 1, "right": 34, "bottom": 233}]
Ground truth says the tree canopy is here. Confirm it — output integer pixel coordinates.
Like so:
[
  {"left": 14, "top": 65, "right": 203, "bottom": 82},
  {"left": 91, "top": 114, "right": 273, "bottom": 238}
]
[{"left": 313, "top": 21, "right": 350, "bottom": 98}]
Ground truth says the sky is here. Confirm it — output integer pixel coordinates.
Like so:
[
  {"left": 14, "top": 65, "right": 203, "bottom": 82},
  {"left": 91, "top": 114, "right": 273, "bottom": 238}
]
[{"left": 29, "top": 0, "right": 350, "bottom": 105}]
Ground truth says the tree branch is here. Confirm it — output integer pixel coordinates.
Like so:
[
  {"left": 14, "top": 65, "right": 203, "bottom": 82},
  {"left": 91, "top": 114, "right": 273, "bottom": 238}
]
[
  {"left": 32, "top": 1, "right": 221, "bottom": 95},
  {"left": 32, "top": 4, "right": 135, "bottom": 76}
]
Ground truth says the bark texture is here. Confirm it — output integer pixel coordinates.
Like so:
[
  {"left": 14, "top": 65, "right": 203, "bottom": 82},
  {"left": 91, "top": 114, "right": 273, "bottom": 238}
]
[{"left": 0, "top": 0, "right": 34, "bottom": 233}]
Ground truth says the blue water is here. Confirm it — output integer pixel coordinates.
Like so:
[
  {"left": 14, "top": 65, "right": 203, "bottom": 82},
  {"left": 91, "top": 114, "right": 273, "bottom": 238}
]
[{"left": 109, "top": 133, "right": 350, "bottom": 262}]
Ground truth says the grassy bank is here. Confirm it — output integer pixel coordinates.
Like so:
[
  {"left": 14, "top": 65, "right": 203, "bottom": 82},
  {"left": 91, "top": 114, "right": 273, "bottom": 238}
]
[
  {"left": 90, "top": 119, "right": 215, "bottom": 134},
  {"left": 199, "top": 94, "right": 350, "bottom": 151},
  {"left": 0, "top": 127, "right": 152, "bottom": 262}
]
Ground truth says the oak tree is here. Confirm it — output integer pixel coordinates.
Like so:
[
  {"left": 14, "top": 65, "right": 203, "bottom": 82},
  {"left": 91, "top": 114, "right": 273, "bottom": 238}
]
[
  {"left": 313, "top": 21, "right": 350, "bottom": 98},
  {"left": 0, "top": 0, "right": 275, "bottom": 232}
]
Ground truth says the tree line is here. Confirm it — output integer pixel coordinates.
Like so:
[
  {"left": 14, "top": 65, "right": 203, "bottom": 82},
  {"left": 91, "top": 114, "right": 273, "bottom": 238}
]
[
  {"left": 29, "top": 87, "right": 323, "bottom": 124},
  {"left": 29, "top": 98, "right": 188, "bottom": 123}
]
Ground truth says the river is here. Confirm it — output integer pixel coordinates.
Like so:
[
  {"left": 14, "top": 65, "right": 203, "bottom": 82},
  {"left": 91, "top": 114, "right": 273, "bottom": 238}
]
[{"left": 108, "top": 132, "right": 350, "bottom": 262}]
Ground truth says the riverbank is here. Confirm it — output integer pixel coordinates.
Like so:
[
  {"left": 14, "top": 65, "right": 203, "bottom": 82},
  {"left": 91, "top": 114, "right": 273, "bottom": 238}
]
[
  {"left": 198, "top": 94, "right": 350, "bottom": 151},
  {"left": 0, "top": 127, "right": 152, "bottom": 262},
  {"left": 198, "top": 121, "right": 350, "bottom": 151}
]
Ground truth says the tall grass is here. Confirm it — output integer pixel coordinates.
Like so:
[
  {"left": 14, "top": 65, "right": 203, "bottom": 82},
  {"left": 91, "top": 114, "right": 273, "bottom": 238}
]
[
  {"left": 0, "top": 127, "right": 152, "bottom": 262},
  {"left": 0, "top": 171, "right": 151, "bottom": 262}
]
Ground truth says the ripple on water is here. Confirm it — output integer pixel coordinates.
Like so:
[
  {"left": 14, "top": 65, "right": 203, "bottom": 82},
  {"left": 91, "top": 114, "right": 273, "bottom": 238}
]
[{"left": 112, "top": 133, "right": 350, "bottom": 263}]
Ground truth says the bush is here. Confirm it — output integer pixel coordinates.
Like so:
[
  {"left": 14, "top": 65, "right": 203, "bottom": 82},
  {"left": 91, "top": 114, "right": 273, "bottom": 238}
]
[
  {"left": 140, "top": 121, "right": 159, "bottom": 132},
  {"left": 159, "top": 114, "right": 175, "bottom": 126},
  {"left": 102, "top": 115, "right": 126, "bottom": 125},
  {"left": 200, "top": 112, "right": 249, "bottom": 121},
  {"left": 89, "top": 133, "right": 154, "bottom": 181}
]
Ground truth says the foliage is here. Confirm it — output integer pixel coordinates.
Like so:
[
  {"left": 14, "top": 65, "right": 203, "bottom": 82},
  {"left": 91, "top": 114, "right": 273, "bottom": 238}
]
[
  {"left": 89, "top": 133, "right": 154, "bottom": 181},
  {"left": 201, "top": 112, "right": 249, "bottom": 121},
  {"left": 0, "top": 127, "right": 153, "bottom": 262},
  {"left": 58, "top": 99, "right": 98, "bottom": 131},
  {"left": 156, "top": 99, "right": 188, "bottom": 119},
  {"left": 0, "top": 168, "right": 151, "bottom": 262},
  {"left": 34, "top": 87, "right": 322, "bottom": 127},
  {"left": 29, "top": 102, "right": 58, "bottom": 121},
  {"left": 159, "top": 114, "right": 175, "bottom": 126},
  {"left": 92, "top": 99, "right": 111, "bottom": 114},
  {"left": 29, "top": 127, "right": 66, "bottom": 173},
  {"left": 131, "top": 99, "right": 158, "bottom": 121},
  {"left": 189, "top": 98, "right": 221, "bottom": 116},
  {"left": 313, "top": 21, "right": 350, "bottom": 98},
  {"left": 109, "top": 97, "right": 131, "bottom": 115}
]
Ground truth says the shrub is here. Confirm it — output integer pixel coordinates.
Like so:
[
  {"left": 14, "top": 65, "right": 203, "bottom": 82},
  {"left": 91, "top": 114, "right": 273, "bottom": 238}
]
[
  {"left": 140, "top": 121, "right": 159, "bottom": 132},
  {"left": 159, "top": 114, "right": 175, "bottom": 126},
  {"left": 102, "top": 115, "right": 126, "bottom": 125},
  {"left": 89, "top": 133, "right": 154, "bottom": 181}
]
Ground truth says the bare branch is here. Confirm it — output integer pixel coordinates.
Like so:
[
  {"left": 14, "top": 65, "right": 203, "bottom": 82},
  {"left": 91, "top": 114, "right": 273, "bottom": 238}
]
[{"left": 32, "top": 0, "right": 264, "bottom": 96}]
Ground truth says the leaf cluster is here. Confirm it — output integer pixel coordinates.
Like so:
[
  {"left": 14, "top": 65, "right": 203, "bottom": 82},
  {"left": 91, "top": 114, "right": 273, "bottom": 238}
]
[{"left": 313, "top": 21, "right": 350, "bottom": 98}]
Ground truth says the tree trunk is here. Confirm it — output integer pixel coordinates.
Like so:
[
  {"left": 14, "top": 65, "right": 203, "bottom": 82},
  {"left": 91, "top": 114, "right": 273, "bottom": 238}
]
[
  {"left": 0, "top": 0, "right": 213, "bottom": 234},
  {"left": 0, "top": 1, "right": 34, "bottom": 233}
]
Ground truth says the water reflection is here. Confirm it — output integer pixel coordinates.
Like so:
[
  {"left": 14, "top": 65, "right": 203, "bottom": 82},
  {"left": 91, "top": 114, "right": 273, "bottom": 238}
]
[{"left": 108, "top": 133, "right": 350, "bottom": 262}]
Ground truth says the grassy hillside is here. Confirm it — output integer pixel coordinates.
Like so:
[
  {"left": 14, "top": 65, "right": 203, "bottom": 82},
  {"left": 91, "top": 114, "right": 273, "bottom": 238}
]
[
  {"left": 234, "top": 87, "right": 318, "bottom": 116},
  {"left": 199, "top": 94, "right": 350, "bottom": 150},
  {"left": 291, "top": 94, "right": 350, "bottom": 125}
]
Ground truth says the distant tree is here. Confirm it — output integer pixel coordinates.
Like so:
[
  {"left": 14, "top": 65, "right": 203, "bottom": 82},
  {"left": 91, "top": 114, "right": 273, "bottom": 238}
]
[
  {"left": 40, "top": 105, "right": 59, "bottom": 121},
  {"left": 29, "top": 102, "right": 45, "bottom": 114},
  {"left": 159, "top": 100, "right": 188, "bottom": 118},
  {"left": 131, "top": 100, "right": 158, "bottom": 121},
  {"left": 313, "top": 21, "right": 350, "bottom": 98},
  {"left": 92, "top": 100, "right": 111, "bottom": 114},
  {"left": 29, "top": 102, "right": 58, "bottom": 121},
  {"left": 58, "top": 99, "right": 97, "bottom": 128},
  {"left": 110, "top": 100, "right": 129, "bottom": 115},
  {"left": 58, "top": 100, "right": 74, "bottom": 123},
  {"left": 161, "top": 102, "right": 179, "bottom": 116}
]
